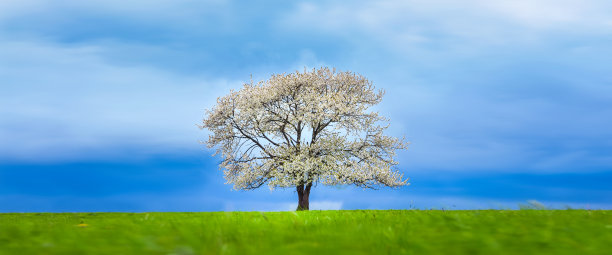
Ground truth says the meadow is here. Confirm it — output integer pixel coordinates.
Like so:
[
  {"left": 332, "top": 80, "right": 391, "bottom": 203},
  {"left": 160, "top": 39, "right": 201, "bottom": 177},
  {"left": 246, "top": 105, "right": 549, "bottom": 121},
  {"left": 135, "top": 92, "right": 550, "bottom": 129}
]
[{"left": 0, "top": 210, "right": 610, "bottom": 254}]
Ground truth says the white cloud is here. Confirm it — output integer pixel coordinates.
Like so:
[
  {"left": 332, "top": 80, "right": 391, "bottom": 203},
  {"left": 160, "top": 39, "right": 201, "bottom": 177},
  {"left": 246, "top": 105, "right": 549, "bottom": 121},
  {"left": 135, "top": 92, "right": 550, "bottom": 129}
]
[
  {"left": 1, "top": 0, "right": 610, "bottom": 174},
  {"left": 222, "top": 200, "right": 342, "bottom": 211},
  {"left": 311, "top": 201, "right": 343, "bottom": 210},
  {"left": 0, "top": 0, "right": 48, "bottom": 20},
  {"left": 280, "top": 0, "right": 612, "bottom": 50},
  {"left": 476, "top": 0, "right": 595, "bottom": 28},
  {"left": 398, "top": 195, "right": 612, "bottom": 210},
  {"left": 0, "top": 39, "right": 243, "bottom": 162},
  {"left": 0, "top": 0, "right": 230, "bottom": 20},
  {"left": 278, "top": 201, "right": 344, "bottom": 211},
  {"left": 0, "top": 0, "right": 237, "bottom": 39}
]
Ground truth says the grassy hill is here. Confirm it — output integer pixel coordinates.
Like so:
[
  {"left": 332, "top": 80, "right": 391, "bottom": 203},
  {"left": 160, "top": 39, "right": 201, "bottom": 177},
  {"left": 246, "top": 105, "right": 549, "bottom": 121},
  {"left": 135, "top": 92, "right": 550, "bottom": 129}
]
[{"left": 0, "top": 210, "right": 610, "bottom": 254}]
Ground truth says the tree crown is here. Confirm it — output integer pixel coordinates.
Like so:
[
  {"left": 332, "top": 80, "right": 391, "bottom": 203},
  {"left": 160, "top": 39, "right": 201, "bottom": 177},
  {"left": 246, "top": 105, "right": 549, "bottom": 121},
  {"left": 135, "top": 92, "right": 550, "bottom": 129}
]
[{"left": 202, "top": 67, "right": 408, "bottom": 190}]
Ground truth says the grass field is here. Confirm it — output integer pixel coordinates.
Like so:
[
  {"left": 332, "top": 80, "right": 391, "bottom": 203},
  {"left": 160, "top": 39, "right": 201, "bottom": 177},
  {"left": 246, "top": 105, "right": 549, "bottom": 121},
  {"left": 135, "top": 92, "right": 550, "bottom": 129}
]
[{"left": 0, "top": 210, "right": 610, "bottom": 254}]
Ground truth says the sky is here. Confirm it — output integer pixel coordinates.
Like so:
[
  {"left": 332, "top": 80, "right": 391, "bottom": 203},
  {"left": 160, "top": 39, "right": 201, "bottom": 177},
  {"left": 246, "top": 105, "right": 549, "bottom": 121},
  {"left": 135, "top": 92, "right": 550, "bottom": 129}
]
[{"left": 1, "top": 0, "right": 611, "bottom": 212}]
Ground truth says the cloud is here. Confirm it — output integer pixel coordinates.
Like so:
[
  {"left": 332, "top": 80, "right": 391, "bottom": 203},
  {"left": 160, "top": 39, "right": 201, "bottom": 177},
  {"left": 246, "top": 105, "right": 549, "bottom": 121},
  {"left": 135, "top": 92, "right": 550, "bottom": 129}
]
[
  {"left": 0, "top": 39, "right": 243, "bottom": 162},
  {"left": 1, "top": 0, "right": 610, "bottom": 175},
  {"left": 0, "top": 0, "right": 231, "bottom": 21},
  {"left": 475, "top": 0, "right": 610, "bottom": 29},
  {"left": 287, "top": 201, "right": 343, "bottom": 211},
  {"left": 279, "top": 0, "right": 612, "bottom": 56},
  {"left": 385, "top": 194, "right": 612, "bottom": 210},
  {"left": 223, "top": 200, "right": 343, "bottom": 211}
]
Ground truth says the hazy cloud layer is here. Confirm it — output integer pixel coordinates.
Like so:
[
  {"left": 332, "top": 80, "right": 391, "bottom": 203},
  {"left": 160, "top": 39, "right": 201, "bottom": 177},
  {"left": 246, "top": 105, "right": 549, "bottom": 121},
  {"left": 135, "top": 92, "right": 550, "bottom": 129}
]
[{"left": 1, "top": 0, "right": 611, "bottom": 174}]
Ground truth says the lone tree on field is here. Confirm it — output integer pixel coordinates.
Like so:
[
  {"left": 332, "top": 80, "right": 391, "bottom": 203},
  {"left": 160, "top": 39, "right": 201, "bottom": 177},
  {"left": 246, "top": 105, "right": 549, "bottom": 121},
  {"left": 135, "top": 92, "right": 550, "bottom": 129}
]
[{"left": 201, "top": 67, "right": 409, "bottom": 210}]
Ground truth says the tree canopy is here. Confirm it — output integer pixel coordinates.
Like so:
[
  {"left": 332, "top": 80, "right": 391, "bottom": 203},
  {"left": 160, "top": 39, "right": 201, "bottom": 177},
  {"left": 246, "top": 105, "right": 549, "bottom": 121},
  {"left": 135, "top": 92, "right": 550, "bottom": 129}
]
[{"left": 201, "top": 67, "right": 408, "bottom": 209}]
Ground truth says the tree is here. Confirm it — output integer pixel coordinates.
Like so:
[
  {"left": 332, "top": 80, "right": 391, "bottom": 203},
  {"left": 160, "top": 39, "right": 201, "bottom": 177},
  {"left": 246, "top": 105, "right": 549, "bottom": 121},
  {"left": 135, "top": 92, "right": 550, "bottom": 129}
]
[{"left": 201, "top": 67, "right": 409, "bottom": 210}]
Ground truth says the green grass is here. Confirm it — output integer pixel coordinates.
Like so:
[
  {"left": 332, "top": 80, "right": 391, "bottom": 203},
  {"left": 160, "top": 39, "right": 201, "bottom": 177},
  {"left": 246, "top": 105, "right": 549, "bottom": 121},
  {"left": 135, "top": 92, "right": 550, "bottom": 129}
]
[{"left": 0, "top": 210, "right": 611, "bottom": 254}]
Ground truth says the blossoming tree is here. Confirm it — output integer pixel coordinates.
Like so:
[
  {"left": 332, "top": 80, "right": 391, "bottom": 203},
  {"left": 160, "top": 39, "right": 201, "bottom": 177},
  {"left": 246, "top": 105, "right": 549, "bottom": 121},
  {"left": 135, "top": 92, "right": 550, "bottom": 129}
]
[{"left": 201, "top": 67, "right": 409, "bottom": 210}]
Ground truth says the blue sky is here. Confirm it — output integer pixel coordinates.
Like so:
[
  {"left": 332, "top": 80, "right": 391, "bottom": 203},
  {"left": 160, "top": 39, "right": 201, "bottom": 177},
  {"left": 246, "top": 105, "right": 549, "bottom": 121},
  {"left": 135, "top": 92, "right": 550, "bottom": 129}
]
[{"left": 1, "top": 0, "right": 611, "bottom": 211}]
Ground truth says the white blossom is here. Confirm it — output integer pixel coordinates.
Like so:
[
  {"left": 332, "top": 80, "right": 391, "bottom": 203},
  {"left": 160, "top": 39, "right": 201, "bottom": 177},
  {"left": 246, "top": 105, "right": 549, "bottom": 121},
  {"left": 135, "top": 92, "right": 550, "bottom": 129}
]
[{"left": 201, "top": 67, "right": 409, "bottom": 191}]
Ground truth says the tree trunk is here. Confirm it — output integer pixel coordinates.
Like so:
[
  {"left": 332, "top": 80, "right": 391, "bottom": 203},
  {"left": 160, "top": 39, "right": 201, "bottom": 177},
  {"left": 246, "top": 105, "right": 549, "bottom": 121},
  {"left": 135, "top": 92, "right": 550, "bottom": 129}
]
[{"left": 296, "top": 183, "right": 312, "bottom": 211}]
